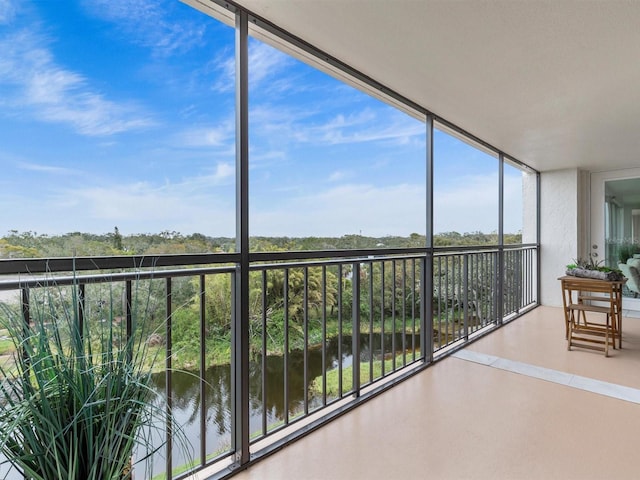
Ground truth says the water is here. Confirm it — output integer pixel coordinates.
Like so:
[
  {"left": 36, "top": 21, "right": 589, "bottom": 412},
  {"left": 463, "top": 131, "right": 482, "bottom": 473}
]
[
  {"left": 148, "top": 331, "right": 420, "bottom": 477},
  {"left": 1, "top": 331, "right": 418, "bottom": 479}
]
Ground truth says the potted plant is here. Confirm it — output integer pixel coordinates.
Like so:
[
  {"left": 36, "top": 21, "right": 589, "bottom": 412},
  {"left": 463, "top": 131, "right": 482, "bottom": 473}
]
[
  {"left": 0, "top": 279, "right": 176, "bottom": 479},
  {"left": 566, "top": 255, "right": 624, "bottom": 281}
]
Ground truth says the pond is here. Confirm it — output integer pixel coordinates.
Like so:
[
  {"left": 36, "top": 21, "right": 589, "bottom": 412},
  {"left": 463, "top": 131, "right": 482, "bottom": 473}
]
[
  {"left": 144, "top": 331, "right": 419, "bottom": 477},
  {"left": 0, "top": 331, "right": 418, "bottom": 479}
]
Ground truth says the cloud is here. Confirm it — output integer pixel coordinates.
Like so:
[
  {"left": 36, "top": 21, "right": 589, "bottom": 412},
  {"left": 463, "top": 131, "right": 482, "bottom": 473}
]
[
  {"left": 250, "top": 103, "right": 425, "bottom": 151},
  {"left": 251, "top": 183, "right": 427, "bottom": 237},
  {"left": 2, "top": 174, "right": 236, "bottom": 236},
  {"left": 328, "top": 170, "right": 351, "bottom": 182},
  {"left": 177, "top": 118, "right": 234, "bottom": 148},
  {"left": 433, "top": 172, "right": 524, "bottom": 234},
  {"left": 81, "top": 0, "right": 206, "bottom": 57},
  {"left": 0, "top": 30, "right": 155, "bottom": 135},
  {"left": 0, "top": 0, "right": 16, "bottom": 24},
  {"left": 17, "top": 162, "right": 83, "bottom": 176},
  {"left": 313, "top": 109, "right": 426, "bottom": 146},
  {"left": 211, "top": 40, "right": 294, "bottom": 94}
]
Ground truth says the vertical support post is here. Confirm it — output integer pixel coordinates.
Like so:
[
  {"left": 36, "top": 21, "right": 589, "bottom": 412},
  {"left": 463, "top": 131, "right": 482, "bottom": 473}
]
[
  {"left": 422, "top": 113, "right": 434, "bottom": 364},
  {"left": 497, "top": 153, "right": 505, "bottom": 325},
  {"left": 233, "top": 8, "right": 251, "bottom": 467},
  {"left": 536, "top": 171, "right": 541, "bottom": 306}
]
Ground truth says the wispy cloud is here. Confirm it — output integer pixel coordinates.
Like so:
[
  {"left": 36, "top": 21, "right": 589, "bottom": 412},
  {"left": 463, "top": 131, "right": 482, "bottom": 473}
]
[
  {"left": 250, "top": 102, "right": 424, "bottom": 151},
  {"left": 0, "top": 0, "right": 16, "bottom": 24},
  {"left": 17, "top": 162, "right": 83, "bottom": 176},
  {"left": 328, "top": 170, "right": 351, "bottom": 182},
  {"left": 252, "top": 183, "right": 427, "bottom": 237},
  {"left": 0, "top": 29, "right": 155, "bottom": 135},
  {"left": 213, "top": 41, "right": 294, "bottom": 94},
  {"left": 81, "top": 0, "right": 206, "bottom": 57},
  {"left": 2, "top": 174, "right": 236, "bottom": 236},
  {"left": 433, "top": 172, "right": 525, "bottom": 234},
  {"left": 176, "top": 117, "right": 234, "bottom": 148},
  {"left": 313, "top": 109, "right": 425, "bottom": 146}
]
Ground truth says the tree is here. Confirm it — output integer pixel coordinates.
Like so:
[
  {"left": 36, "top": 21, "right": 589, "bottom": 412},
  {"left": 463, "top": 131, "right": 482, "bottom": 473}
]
[{"left": 113, "top": 226, "right": 123, "bottom": 251}]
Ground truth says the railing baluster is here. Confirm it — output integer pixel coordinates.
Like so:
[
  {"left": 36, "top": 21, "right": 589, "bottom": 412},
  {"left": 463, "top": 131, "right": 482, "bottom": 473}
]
[
  {"left": 78, "top": 283, "right": 85, "bottom": 339},
  {"left": 463, "top": 254, "right": 469, "bottom": 341},
  {"left": 199, "top": 274, "right": 206, "bottom": 466},
  {"left": 411, "top": 258, "right": 416, "bottom": 361},
  {"left": 402, "top": 259, "right": 406, "bottom": 366},
  {"left": 380, "top": 261, "right": 385, "bottom": 376},
  {"left": 165, "top": 277, "right": 173, "bottom": 479},
  {"left": 261, "top": 270, "right": 268, "bottom": 435},
  {"left": 125, "top": 280, "right": 132, "bottom": 362},
  {"left": 303, "top": 267, "right": 309, "bottom": 415},
  {"left": 391, "top": 260, "right": 397, "bottom": 371},
  {"left": 352, "top": 262, "right": 360, "bottom": 396},
  {"left": 338, "top": 264, "right": 343, "bottom": 397},
  {"left": 368, "top": 261, "right": 373, "bottom": 383},
  {"left": 284, "top": 268, "right": 290, "bottom": 425},
  {"left": 321, "top": 265, "right": 327, "bottom": 406}
]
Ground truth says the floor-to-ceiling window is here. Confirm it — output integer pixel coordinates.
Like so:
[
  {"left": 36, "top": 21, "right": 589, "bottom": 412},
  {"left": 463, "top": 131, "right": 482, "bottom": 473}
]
[{"left": 247, "top": 36, "right": 427, "bottom": 250}]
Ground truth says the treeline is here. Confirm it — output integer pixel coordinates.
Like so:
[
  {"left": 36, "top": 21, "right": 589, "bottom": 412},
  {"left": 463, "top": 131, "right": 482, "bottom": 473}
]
[{"left": 0, "top": 229, "right": 522, "bottom": 259}]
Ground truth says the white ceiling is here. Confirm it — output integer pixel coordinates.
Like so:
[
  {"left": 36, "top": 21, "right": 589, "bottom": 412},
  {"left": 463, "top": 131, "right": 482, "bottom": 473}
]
[{"left": 231, "top": 0, "right": 640, "bottom": 173}]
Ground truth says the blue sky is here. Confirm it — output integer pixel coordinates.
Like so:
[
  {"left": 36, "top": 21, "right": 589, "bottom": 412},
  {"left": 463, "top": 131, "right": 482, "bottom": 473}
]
[{"left": 0, "top": 0, "right": 525, "bottom": 238}]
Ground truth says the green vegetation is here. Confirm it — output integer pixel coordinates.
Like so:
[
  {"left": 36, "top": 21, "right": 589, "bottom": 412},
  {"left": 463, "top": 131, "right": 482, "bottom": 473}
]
[
  {"left": 0, "top": 228, "right": 521, "bottom": 258},
  {"left": 0, "top": 281, "right": 189, "bottom": 480},
  {"left": 0, "top": 229, "right": 521, "bottom": 372},
  {"left": 309, "top": 353, "right": 418, "bottom": 397}
]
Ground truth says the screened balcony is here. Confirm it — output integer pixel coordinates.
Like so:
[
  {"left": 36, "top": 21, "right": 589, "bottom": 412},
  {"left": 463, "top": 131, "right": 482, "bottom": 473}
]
[
  {"left": 3, "top": 0, "right": 640, "bottom": 479},
  {"left": 0, "top": 243, "right": 537, "bottom": 479}
]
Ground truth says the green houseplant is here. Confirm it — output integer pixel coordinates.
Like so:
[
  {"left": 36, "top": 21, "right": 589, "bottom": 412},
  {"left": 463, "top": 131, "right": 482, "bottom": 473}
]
[
  {"left": 0, "top": 279, "right": 174, "bottom": 480},
  {"left": 566, "top": 255, "right": 624, "bottom": 282}
]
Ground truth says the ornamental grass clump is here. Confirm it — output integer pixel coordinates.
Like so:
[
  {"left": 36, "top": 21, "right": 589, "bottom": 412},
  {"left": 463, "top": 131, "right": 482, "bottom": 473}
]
[{"left": 0, "top": 279, "right": 168, "bottom": 480}]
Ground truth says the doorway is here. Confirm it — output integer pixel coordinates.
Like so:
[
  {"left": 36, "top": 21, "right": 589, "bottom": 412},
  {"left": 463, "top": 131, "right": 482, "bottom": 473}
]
[{"left": 591, "top": 169, "right": 640, "bottom": 311}]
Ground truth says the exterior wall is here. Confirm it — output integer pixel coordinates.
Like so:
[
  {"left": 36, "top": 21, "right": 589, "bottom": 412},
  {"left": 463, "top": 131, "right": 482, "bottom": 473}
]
[{"left": 540, "top": 168, "right": 588, "bottom": 307}]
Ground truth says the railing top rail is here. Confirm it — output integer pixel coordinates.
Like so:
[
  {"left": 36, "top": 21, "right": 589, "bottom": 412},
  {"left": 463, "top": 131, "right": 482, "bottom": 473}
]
[
  {"left": 0, "top": 253, "right": 239, "bottom": 275},
  {"left": 0, "top": 265, "right": 236, "bottom": 291},
  {"left": 0, "top": 244, "right": 539, "bottom": 279}
]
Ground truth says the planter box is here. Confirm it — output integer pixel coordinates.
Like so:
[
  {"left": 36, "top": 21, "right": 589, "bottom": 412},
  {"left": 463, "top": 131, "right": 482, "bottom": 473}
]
[{"left": 566, "top": 267, "right": 624, "bottom": 282}]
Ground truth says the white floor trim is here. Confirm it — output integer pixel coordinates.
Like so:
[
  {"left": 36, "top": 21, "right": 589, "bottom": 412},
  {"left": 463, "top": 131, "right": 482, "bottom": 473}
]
[{"left": 453, "top": 349, "right": 640, "bottom": 404}]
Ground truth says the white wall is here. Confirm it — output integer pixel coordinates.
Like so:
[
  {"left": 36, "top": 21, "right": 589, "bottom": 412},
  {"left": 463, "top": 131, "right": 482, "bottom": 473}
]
[{"left": 539, "top": 168, "right": 588, "bottom": 306}]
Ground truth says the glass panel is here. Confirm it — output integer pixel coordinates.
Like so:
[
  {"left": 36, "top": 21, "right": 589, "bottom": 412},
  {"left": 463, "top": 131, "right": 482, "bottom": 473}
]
[
  {"left": 605, "top": 178, "right": 640, "bottom": 293},
  {"left": 0, "top": 1, "right": 235, "bottom": 257},
  {"left": 605, "top": 179, "right": 640, "bottom": 265},
  {"left": 433, "top": 125, "right": 499, "bottom": 246},
  {"left": 503, "top": 162, "right": 523, "bottom": 244},
  {"left": 503, "top": 160, "right": 537, "bottom": 245},
  {"left": 247, "top": 34, "right": 427, "bottom": 251}
]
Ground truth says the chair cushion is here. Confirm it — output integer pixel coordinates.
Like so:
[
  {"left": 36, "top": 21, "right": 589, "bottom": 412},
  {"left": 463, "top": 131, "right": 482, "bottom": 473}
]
[{"left": 627, "top": 258, "right": 640, "bottom": 270}]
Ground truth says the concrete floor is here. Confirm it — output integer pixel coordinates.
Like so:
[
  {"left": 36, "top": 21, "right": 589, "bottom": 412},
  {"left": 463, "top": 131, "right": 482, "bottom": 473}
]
[{"left": 227, "top": 306, "right": 640, "bottom": 480}]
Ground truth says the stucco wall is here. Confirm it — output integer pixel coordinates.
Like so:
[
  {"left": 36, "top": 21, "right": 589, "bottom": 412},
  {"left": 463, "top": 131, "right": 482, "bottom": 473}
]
[{"left": 540, "top": 168, "right": 587, "bottom": 307}]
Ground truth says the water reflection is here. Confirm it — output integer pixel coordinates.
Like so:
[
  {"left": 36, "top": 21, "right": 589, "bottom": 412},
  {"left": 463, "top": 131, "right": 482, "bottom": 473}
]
[{"left": 148, "top": 331, "right": 419, "bottom": 476}]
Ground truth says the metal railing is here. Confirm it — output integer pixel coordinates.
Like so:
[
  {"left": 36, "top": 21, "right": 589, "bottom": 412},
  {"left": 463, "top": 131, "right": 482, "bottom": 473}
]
[{"left": 0, "top": 245, "right": 538, "bottom": 479}]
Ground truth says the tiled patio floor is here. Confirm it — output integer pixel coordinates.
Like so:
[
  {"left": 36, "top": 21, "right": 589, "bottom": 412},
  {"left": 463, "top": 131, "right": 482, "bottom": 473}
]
[{"left": 230, "top": 306, "right": 640, "bottom": 480}]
